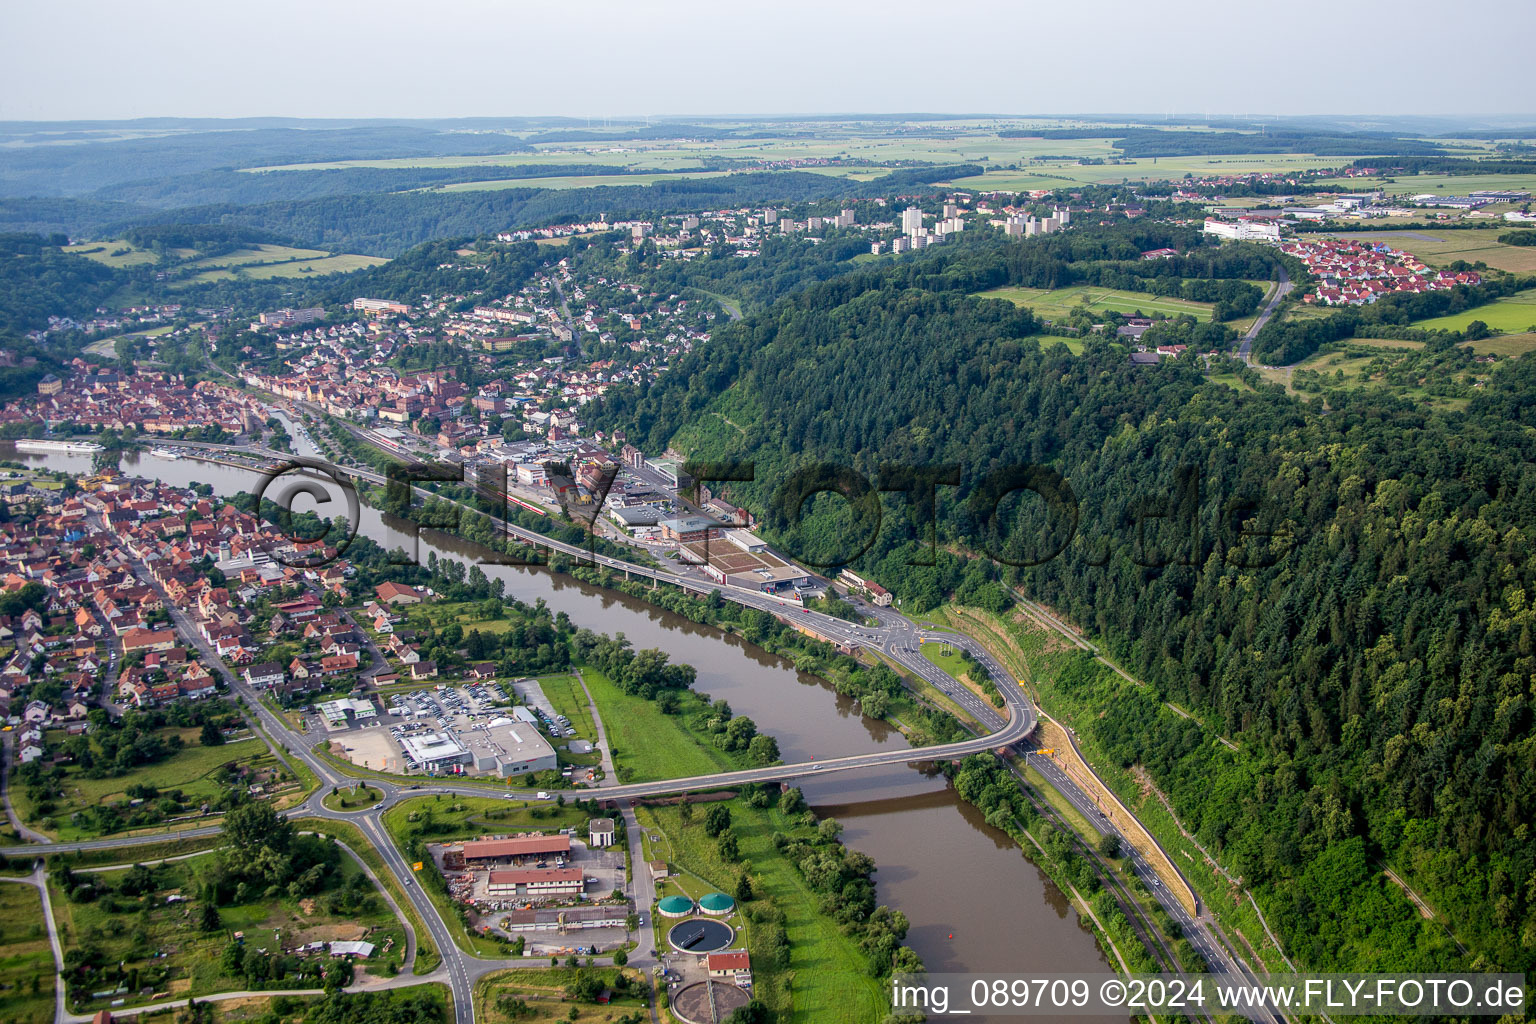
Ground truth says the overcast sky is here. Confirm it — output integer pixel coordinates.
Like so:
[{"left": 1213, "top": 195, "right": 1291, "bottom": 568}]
[{"left": 4, "top": 0, "right": 1533, "bottom": 121}]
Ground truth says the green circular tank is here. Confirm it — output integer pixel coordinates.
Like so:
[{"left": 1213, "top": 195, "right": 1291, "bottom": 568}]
[
  {"left": 698, "top": 892, "right": 735, "bottom": 915},
  {"left": 658, "top": 895, "right": 695, "bottom": 918}
]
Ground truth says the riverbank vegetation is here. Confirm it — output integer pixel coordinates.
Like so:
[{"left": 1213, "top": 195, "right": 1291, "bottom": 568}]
[
  {"left": 639, "top": 790, "right": 908, "bottom": 1024},
  {"left": 586, "top": 227, "right": 1536, "bottom": 979}
]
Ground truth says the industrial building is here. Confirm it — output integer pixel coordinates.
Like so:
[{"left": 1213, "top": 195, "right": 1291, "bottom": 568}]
[
  {"left": 461, "top": 714, "right": 559, "bottom": 776},
  {"left": 317, "top": 696, "right": 379, "bottom": 727},
  {"left": 398, "top": 731, "right": 471, "bottom": 773},
  {"left": 487, "top": 867, "right": 585, "bottom": 897},
  {"left": 496, "top": 905, "right": 627, "bottom": 933},
  {"left": 453, "top": 834, "right": 572, "bottom": 868}
]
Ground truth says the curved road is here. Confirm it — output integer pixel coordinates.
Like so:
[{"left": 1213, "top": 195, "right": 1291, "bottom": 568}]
[
  {"left": 6, "top": 432, "right": 1285, "bottom": 1024},
  {"left": 1238, "top": 265, "right": 1291, "bottom": 364}
]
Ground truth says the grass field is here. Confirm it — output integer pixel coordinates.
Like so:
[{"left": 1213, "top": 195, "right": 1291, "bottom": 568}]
[
  {"left": 639, "top": 800, "right": 888, "bottom": 1024},
  {"left": 532, "top": 672, "right": 599, "bottom": 745},
  {"left": 182, "top": 244, "right": 332, "bottom": 269},
  {"left": 12, "top": 731, "right": 283, "bottom": 841},
  {"left": 1020, "top": 333, "right": 1085, "bottom": 354},
  {"left": 1461, "top": 331, "right": 1536, "bottom": 356},
  {"left": 1325, "top": 228, "right": 1536, "bottom": 275},
  {"left": 975, "top": 284, "right": 1215, "bottom": 321},
  {"left": 474, "top": 967, "right": 649, "bottom": 1024},
  {"left": 179, "top": 252, "right": 386, "bottom": 284},
  {"left": 922, "top": 640, "right": 970, "bottom": 680},
  {"left": 579, "top": 667, "right": 730, "bottom": 783},
  {"left": 49, "top": 852, "right": 405, "bottom": 1015},
  {"left": 1412, "top": 287, "right": 1536, "bottom": 333},
  {"left": 63, "top": 240, "right": 167, "bottom": 267},
  {"left": 321, "top": 784, "right": 383, "bottom": 812},
  {"left": 0, "top": 883, "right": 55, "bottom": 1024}
]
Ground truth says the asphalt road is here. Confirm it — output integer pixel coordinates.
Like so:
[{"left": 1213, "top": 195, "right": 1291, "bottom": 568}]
[
  {"left": 1238, "top": 266, "right": 1292, "bottom": 364},
  {"left": 21, "top": 434, "right": 1288, "bottom": 1023}
]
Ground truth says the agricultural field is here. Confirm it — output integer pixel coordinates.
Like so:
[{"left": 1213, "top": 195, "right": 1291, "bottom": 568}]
[
  {"left": 947, "top": 152, "right": 1378, "bottom": 190},
  {"left": 1325, "top": 228, "right": 1536, "bottom": 274},
  {"left": 0, "top": 883, "right": 56, "bottom": 1024},
  {"left": 181, "top": 243, "right": 332, "bottom": 269},
  {"left": 975, "top": 284, "right": 1215, "bottom": 321},
  {"left": 1412, "top": 287, "right": 1536, "bottom": 333},
  {"left": 11, "top": 727, "right": 305, "bottom": 842},
  {"left": 434, "top": 170, "right": 731, "bottom": 192},
  {"left": 244, "top": 124, "right": 1376, "bottom": 189},
  {"left": 178, "top": 251, "right": 387, "bottom": 285},
  {"left": 1313, "top": 172, "right": 1536, "bottom": 197},
  {"left": 48, "top": 851, "right": 406, "bottom": 1016}
]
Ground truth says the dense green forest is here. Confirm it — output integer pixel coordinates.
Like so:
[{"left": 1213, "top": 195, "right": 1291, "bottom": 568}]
[{"left": 589, "top": 232, "right": 1536, "bottom": 976}]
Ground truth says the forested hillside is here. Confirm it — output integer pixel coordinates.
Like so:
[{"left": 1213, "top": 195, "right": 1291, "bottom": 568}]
[{"left": 590, "top": 237, "right": 1536, "bottom": 974}]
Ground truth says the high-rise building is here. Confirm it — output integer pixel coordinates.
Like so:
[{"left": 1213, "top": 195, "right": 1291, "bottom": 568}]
[{"left": 902, "top": 206, "right": 924, "bottom": 234}]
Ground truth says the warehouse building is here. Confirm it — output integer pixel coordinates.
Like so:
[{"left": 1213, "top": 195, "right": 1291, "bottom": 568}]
[
  {"left": 454, "top": 834, "right": 572, "bottom": 868},
  {"left": 487, "top": 867, "right": 585, "bottom": 897}
]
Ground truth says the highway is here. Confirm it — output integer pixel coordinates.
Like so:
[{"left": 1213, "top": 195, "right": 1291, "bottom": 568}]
[{"left": 11, "top": 431, "right": 1287, "bottom": 1023}]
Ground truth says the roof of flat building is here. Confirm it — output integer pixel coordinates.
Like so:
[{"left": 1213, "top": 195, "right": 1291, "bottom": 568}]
[
  {"left": 462, "top": 834, "right": 571, "bottom": 859},
  {"left": 488, "top": 867, "right": 583, "bottom": 884}
]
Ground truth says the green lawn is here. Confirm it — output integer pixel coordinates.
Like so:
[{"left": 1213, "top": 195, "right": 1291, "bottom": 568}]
[
  {"left": 975, "top": 284, "right": 1215, "bottom": 322},
  {"left": 0, "top": 883, "right": 56, "bottom": 1024},
  {"left": 579, "top": 667, "right": 730, "bottom": 783},
  {"left": 1412, "top": 288, "right": 1536, "bottom": 333},
  {"left": 921, "top": 639, "right": 970, "bottom": 680},
  {"left": 640, "top": 801, "right": 888, "bottom": 1024},
  {"left": 321, "top": 784, "right": 383, "bottom": 812},
  {"left": 528, "top": 673, "right": 598, "bottom": 745},
  {"left": 180, "top": 244, "right": 331, "bottom": 269}
]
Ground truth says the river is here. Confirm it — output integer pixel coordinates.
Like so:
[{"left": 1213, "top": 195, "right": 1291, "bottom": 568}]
[{"left": 13, "top": 442, "right": 1119, "bottom": 1019}]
